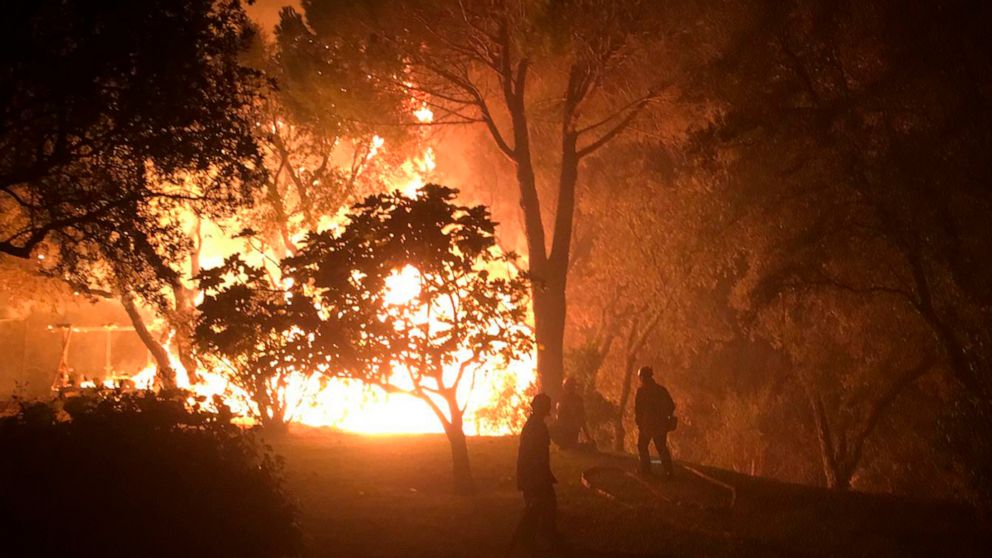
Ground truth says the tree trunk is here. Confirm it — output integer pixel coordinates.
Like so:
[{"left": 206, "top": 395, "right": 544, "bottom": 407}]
[
  {"left": 533, "top": 283, "right": 567, "bottom": 403},
  {"left": 442, "top": 405, "right": 475, "bottom": 494},
  {"left": 260, "top": 414, "right": 290, "bottom": 434},
  {"left": 252, "top": 375, "right": 291, "bottom": 433},
  {"left": 446, "top": 426, "right": 475, "bottom": 494},
  {"left": 120, "top": 292, "right": 176, "bottom": 390},
  {"left": 172, "top": 220, "right": 203, "bottom": 385},
  {"left": 613, "top": 357, "right": 638, "bottom": 453},
  {"left": 172, "top": 326, "right": 199, "bottom": 385},
  {"left": 906, "top": 252, "right": 977, "bottom": 391}
]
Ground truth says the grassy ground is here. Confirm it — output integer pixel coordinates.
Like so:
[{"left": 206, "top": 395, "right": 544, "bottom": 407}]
[{"left": 269, "top": 428, "right": 989, "bottom": 558}]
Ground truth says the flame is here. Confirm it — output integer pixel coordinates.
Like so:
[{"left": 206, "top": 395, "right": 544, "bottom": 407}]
[
  {"left": 74, "top": 102, "right": 535, "bottom": 436},
  {"left": 413, "top": 103, "right": 434, "bottom": 124},
  {"left": 122, "top": 338, "right": 535, "bottom": 435}
]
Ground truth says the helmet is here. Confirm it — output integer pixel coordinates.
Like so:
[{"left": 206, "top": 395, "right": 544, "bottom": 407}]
[
  {"left": 531, "top": 393, "right": 552, "bottom": 414},
  {"left": 638, "top": 366, "right": 654, "bottom": 380}
]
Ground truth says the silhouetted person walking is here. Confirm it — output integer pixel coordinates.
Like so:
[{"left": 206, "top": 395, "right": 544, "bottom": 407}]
[
  {"left": 511, "top": 393, "right": 561, "bottom": 556},
  {"left": 635, "top": 366, "right": 676, "bottom": 478},
  {"left": 554, "top": 378, "right": 593, "bottom": 450}
]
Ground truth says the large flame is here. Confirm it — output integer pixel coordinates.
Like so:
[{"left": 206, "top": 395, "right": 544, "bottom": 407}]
[
  {"left": 141, "top": 263, "right": 535, "bottom": 435},
  {"left": 82, "top": 101, "right": 535, "bottom": 435}
]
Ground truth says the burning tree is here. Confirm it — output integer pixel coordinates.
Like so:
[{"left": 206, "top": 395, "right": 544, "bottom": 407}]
[
  {"left": 285, "top": 185, "right": 532, "bottom": 491},
  {"left": 194, "top": 257, "right": 331, "bottom": 432},
  {"left": 242, "top": 7, "right": 413, "bottom": 262},
  {"left": 195, "top": 185, "right": 531, "bottom": 489}
]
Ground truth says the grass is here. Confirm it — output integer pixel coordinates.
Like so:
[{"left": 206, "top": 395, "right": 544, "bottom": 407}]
[{"left": 269, "top": 427, "right": 990, "bottom": 558}]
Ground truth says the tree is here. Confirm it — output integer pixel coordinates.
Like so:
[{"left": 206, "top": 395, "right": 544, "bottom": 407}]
[
  {"left": 694, "top": 0, "right": 992, "bottom": 490},
  {"left": 195, "top": 256, "right": 331, "bottom": 432},
  {"left": 566, "top": 140, "right": 741, "bottom": 452},
  {"left": 1, "top": 0, "right": 266, "bottom": 388},
  {"left": 285, "top": 185, "right": 532, "bottom": 491},
  {"left": 196, "top": 185, "right": 530, "bottom": 488},
  {"left": 747, "top": 287, "right": 940, "bottom": 488},
  {"left": 240, "top": 8, "right": 412, "bottom": 262},
  {"left": 1, "top": 0, "right": 263, "bottom": 263},
  {"left": 298, "top": 0, "right": 695, "bottom": 401}
]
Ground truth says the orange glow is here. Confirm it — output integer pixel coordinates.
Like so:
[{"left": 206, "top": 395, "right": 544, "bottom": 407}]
[{"left": 99, "top": 103, "right": 535, "bottom": 436}]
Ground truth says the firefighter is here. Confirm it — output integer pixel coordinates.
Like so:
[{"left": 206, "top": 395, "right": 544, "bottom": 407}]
[
  {"left": 634, "top": 366, "right": 676, "bottom": 478},
  {"left": 554, "top": 378, "right": 593, "bottom": 450},
  {"left": 511, "top": 393, "right": 561, "bottom": 555}
]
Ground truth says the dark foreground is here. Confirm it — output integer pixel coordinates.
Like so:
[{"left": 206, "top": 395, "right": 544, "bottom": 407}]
[{"left": 270, "top": 428, "right": 990, "bottom": 558}]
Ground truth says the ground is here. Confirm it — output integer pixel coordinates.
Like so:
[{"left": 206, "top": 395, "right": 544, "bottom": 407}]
[{"left": 270, "top": 428, "right": 990, "bottom": 558}]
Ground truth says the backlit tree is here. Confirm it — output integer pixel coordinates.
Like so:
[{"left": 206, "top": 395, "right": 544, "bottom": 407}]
[{"left": 286, "top": 185, "right": 532, "bottom": 491}]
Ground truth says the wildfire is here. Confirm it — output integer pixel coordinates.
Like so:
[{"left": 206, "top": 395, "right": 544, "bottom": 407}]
[{"left": 78, "top": 102, "right": 536, "bottom": 436}]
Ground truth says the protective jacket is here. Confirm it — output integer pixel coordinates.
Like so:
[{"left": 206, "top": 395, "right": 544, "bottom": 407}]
[
  {"left": 517, "top": 414, "right": 557, "bottom": 492},
  {"left": 635, "top": 381, "right": 676, "bottom": 432}
]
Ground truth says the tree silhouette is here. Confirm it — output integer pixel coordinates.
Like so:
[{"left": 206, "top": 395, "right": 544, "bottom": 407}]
[
  {"left": 196, "top": 185, "right": 531, "bottom": 489},
  {"left": 1, "top": 0, "right": 265, "bottom": 387},
  {"left": 195, "top": 256, "right": 334, "bottom": 431},
  {"left": 286, "top": 185, "right": 532, "bottom": 491},
  {"left": 0, "top": 0, "right": 263, "bottom": 276},
  {"left": 686, "top": 0, "right": 992, "bottom": 491}
]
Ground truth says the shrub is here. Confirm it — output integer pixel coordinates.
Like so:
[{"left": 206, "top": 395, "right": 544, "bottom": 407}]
[{"left": 0, "top": 391, "right": 301, "bottom": 558}]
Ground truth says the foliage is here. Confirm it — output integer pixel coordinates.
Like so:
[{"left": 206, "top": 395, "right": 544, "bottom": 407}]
[
  {"left": 285, "top": 184, "right": 532, "bottom": 490},
  {"left": 940, "top": 392, "right": 992, "bottom": 510},
  {"left": 473, "top": 375, "right": 536, "bottom": 436},
  {"left": 195, "top": 256, "right": 335, "bottom": 430},
  {"left": 0, "top": 0, "right": 264, "bottom": 302},
  {"left": 0, "top": 391, "right": 301, "bottom": 558},
  {"left": 559, "top": 0, "right": 992, "bottom": 497},
  {"left": 237, "top": 8, "right": 411, "bottom": 261},
  {"left": 197, "top": 184, "right": 532, "bottom": 489},
  {"left": 699, "top": 0, "right": 992, "bottom": 491},
  {"left": 285, "top": 184, "right": 532, "bottom": 396}
]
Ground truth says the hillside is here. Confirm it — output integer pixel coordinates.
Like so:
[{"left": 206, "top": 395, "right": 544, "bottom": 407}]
[{"left": 270, "top": 428, "right": 990, "bottom": 557}]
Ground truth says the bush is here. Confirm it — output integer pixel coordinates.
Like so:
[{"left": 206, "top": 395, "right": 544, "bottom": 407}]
[{"left": 0, "top": 391, "right": 301, "bottom": 558}]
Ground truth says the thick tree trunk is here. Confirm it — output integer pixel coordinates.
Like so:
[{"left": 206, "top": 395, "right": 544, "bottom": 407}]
[
  {"left": 500, "top": 60, "right": 572, "bottom": 405},
  {"left": 260, "top": 413, "right": 290, "bottom": 434},
  {"left": 120, "top": 292, "right": 176, "bottom": 390},
  {"left": 533, "top": 282, "right": 567, "bottom": 403},
  {"left": 173, "top": 222, "right": 202, "bottom": 385},
  {"left": 170, "top": 288, "right": 199, "bottom": 386}
]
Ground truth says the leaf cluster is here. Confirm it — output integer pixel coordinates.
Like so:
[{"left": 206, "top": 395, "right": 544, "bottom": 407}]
[
  {"left": 196, "top": 185, "right": 532, "bottom": 421},
  {"left": 1, "top": 0, "right": 265, "bottom": 299}
]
